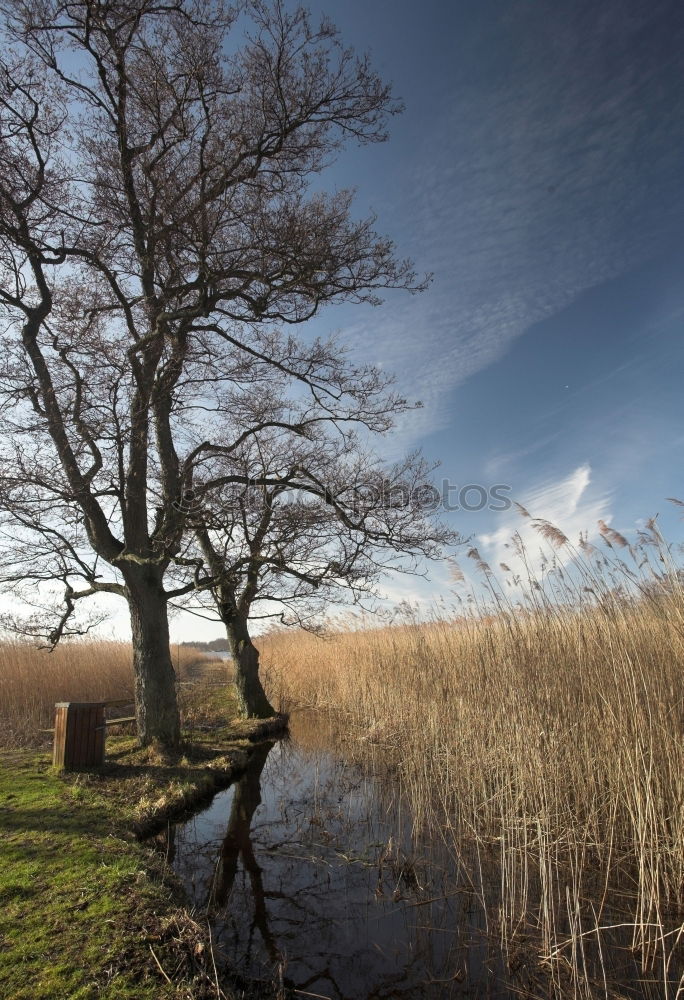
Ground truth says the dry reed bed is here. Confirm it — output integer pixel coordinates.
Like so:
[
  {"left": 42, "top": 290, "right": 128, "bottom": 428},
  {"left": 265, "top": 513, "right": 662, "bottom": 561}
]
[
  {"left": 0, "top": 640, "right": 218, "bottom": 746},
  {"left": 260, "top": 584, "right": 684, "bottom": 989}
]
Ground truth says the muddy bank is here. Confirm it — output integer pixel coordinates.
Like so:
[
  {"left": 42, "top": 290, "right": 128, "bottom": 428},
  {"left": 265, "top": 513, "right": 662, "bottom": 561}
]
[{"left": 129, "top": 714, "right": 289, "bottom": 838}]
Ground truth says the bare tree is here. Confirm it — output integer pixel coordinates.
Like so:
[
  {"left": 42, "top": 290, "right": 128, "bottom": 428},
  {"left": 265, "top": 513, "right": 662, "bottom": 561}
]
[
  {"left": 170, "top": 425, "right": 456, "bottom": 717},
  {"left": 0, "top": 0, "right": 423, "bottom": 746},
  {"left": 0, "top": 330, "right": 453, "bottom": 720}
]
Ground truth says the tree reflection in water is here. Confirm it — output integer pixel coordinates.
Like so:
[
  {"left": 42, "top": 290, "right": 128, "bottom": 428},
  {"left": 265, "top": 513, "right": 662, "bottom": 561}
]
[
  {"left": 165, "top": 718, "right": 563, "bottom": 999},
  {"left": 210, "top": 740, "right": 282, "bottom": 967},
  {"left": 155, "top": 714, "right": 684, "bottom": 999}
]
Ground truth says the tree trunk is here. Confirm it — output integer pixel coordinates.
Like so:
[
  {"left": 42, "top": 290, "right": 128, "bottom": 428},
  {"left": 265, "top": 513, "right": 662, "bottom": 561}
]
[
  {"left": 226, "top": 615, "right": 275, "bottom": 719},
  {"left": 125, "top": 567, "right": 181, "bottom": 747}
]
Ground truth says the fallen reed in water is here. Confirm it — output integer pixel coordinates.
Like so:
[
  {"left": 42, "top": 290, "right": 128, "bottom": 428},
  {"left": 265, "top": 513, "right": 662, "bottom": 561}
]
[{"left": 260, "top": 515, "right": 684, "bottom": 995}]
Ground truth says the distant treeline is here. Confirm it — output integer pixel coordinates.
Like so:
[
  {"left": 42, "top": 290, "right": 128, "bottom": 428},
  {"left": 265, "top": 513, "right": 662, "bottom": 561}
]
[{"left": 179, "top": 638, "right": 230, "bottom": 652}]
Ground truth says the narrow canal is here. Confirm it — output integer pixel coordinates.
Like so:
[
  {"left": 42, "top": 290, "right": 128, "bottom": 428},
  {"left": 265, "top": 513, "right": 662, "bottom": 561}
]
[
  {"left": 155, "top": 712, "right": 679, "bottom": 999},
  {"left": 160, "top": 711, "right": 512, "bottom": 999}
]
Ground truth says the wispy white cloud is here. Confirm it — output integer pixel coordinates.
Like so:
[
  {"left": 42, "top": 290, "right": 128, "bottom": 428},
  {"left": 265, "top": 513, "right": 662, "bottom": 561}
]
[
  {"left": 377, "top": 564, "right": 455, "bottom": 615},
  {"left": 478, "top": 463, "right": 612, "bottom": 580},
  {"left": 483, "top": 433, "right": 564, "bottom": 479},
  {"left": 339, "top": 2, "right": 684, "bottom": 452}
]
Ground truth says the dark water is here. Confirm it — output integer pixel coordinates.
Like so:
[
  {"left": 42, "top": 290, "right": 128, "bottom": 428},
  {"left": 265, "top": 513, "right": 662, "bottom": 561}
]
[
  {"left": 158, "top": 712, "right": 520, "bottom": 999},
  {"left": 154, "top": 713, "right": 681, "bottom": 999}
]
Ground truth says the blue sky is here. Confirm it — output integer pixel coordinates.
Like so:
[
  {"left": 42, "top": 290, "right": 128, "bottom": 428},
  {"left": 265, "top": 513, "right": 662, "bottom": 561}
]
[{"left": 235, "top": 0, "right": 684, "bottom": 619}]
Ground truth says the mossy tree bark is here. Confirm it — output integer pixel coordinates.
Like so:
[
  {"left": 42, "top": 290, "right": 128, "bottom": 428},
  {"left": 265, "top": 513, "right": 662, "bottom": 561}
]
[
  {"left": 125, "top": 566, "right": 181, "bottom": 747},
  {"left": 227, "top": 613, "right": 276, "bottom": 720}
]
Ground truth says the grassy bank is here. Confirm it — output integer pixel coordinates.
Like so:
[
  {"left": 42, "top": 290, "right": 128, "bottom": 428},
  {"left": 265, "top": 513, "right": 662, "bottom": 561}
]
[
  {"left": 259, "top": 524, "right": 684, "bottom": 992},
  {"left": 0, "top": 679, "right": 283, "bottom": 1000}
]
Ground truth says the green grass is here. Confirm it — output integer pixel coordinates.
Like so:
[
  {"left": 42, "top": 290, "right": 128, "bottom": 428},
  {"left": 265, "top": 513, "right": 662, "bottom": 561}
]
[
  {"left": 0, "top": 682, "right": 282, "bottom": 1000},
  {"left": 0, "top": 751, "right": 177, "bottom": 1000}
]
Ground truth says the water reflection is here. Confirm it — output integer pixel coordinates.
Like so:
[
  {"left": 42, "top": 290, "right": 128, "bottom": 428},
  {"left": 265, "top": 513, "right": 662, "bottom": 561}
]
[
  {"left": 165, "top": 714, "right": 517, "bottom": 999},
  {"left": 156, "top": 712, "right": 684, "bottom": 998},
  {"left": 211, "top": 740, "right": 281, "bottom": 966}
]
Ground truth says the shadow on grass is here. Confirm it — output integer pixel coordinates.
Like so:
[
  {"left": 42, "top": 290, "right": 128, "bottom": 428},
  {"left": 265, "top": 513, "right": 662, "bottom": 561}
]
[
  {"left": 0, "top": 883, "right": 40, "bottom": 904},
  {"left": 0, "top": 718, "right": 287, "bottom": 848}
]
